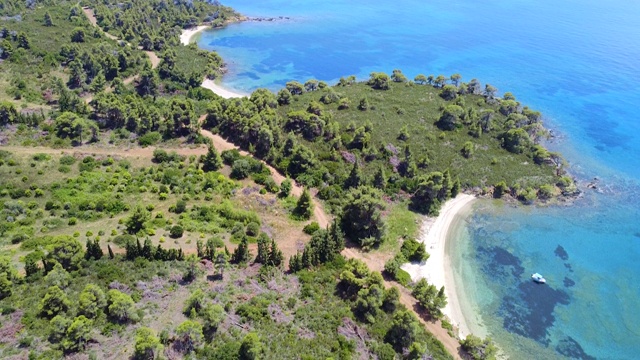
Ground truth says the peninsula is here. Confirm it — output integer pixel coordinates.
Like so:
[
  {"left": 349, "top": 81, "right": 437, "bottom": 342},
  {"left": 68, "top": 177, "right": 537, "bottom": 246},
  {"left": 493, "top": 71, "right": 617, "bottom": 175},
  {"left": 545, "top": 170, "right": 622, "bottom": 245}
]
[{"left": 0, "top": 0, "right": 570, "bottom": 359}]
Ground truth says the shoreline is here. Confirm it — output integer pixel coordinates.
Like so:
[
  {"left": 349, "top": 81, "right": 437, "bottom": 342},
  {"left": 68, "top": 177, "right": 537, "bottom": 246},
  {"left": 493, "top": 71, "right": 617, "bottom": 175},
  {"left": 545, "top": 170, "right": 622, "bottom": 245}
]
[
  {"left": 180, "top": 27, "right": 248, "bottom": 99},
  {"left": 402, "top": 193, "right": 477, "bottom": 338},
  {"left": 201, "top": 79, "right": 248, "bottom": 99},
  {"left": 180, "top": 25, "right": 210, "bottom": 46}
]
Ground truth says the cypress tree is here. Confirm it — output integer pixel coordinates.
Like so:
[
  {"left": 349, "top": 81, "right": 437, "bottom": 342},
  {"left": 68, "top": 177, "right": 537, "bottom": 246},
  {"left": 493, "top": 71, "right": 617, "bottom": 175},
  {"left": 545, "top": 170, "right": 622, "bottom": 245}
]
[
  {"left": 294, "top": 188, "right": 314, "bottom": 220},
  {"left": 201, "top": 145, "right": 222, "bottom": 172},
  {"left": 107, "top": 244, "right": 114, "bottom": 259},
  {"left": 373, "top": 166, "right": 387, "bottom": 190},
  {"left": 232, "top": 237, "right": 250, "bottom": 264},
  {"left": 255, "top": 233, "right": 269, "bottom": 264},
  {"left": 268, "top": 239, "right": 284, "bottom": 267},
  {"left": 345, "top": 161, "right": 364, "bottom": 189}
]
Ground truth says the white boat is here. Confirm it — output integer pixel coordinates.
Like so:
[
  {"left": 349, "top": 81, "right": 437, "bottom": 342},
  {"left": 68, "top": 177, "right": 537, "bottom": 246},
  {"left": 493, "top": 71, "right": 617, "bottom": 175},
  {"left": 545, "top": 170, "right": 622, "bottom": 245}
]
[{"left": 531, "top": 273, "right": 546, "bottom": 284}]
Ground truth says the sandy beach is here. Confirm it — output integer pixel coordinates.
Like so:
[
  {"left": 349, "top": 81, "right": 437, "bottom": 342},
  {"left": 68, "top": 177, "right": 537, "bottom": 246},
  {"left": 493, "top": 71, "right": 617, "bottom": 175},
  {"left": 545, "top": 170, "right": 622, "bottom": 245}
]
[
  {"left": 180, "top": 25, "right": 210, "bottom": 46},
  {"left": 201, "top": 79, "right": 248, "bottom": 99},
  {"left": 402, "top": 193, "right": 476, "bottom": 338}
]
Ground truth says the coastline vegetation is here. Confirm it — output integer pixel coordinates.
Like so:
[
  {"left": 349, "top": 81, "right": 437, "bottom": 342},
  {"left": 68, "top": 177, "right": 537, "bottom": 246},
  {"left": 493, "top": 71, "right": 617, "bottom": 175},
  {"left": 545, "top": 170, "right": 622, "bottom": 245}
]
[{"left": 0, "top": 0, "right": 564, "bottom": 359}]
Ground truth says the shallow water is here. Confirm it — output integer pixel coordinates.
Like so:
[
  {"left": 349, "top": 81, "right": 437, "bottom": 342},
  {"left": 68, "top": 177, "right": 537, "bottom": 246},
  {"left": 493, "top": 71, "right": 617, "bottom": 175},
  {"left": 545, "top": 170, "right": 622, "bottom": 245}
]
[{"left": 200, "top": 0, "right": 640, "bottom": 357}]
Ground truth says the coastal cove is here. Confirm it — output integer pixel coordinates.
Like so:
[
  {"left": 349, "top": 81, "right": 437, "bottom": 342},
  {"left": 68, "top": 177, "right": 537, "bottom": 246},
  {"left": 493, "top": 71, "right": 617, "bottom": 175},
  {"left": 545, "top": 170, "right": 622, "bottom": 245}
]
[{"left": 194, "top": 0, "right": 640, "bottom": 359}]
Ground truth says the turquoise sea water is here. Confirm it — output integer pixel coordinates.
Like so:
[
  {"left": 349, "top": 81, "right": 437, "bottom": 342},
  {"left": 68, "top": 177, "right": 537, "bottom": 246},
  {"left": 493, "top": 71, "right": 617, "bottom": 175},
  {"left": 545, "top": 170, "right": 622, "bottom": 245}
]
[{"left": 198, "top": 0, "right": 640, "bottom": 358}]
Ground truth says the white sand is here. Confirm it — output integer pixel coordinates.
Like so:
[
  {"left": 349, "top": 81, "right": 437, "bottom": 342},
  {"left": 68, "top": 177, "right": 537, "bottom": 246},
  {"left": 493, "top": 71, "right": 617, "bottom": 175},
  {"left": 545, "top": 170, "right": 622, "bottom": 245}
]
[
  {"left": 181, "top": 26, "right": 249, "bottom": 99},
  {"left": 402, "top": 193, "right": 476, "bottom": 338},
  {"left": 180, "top": 25, "right": 210, "bottom": 45},
  {"left": 201, "top": 79, "right": 248, "bottom": 99}
]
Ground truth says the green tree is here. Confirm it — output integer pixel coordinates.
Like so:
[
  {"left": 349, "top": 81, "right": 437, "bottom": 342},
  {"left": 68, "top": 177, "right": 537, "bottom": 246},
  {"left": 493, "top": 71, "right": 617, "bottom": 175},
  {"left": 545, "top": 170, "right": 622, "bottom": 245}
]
[
  {"left": 40, "top": 285, "right": 70, "bottom": 318},
  {"left": 24, "top": 251, "right": 43, "bottom": 277},
  {"left": 44, "top": 262, "right": 71, "bottom": 289},
  {"left": 201, "top": 145, "right": 223, "bottom": 172},
  {"left": 137, "top": 70, "right": 159, "bottom": 98},
  {"left": 344, "top": 161, "right": 365, "bottom": 189},
  {"left": 294, "top": 188, "right": 314, "bottom": 220},
  {"left": 255, "top": 233, "right": 270, "bottom": 264},
  {"left": 437, "top": 104, "right": 464, "bottom": 130},
  {"left": 134, "top": 327, "right": 163, "bottom": 360},
  {"left": 340, "top": 186, "right": 386, "bottom": 249},
  {"left": 0, "top": 273, "right": 12, "bottom": 300},
  {"left": 385, "top": 310, "right": 424, "bottom": 352},
  {"left": 239, "top": 332, "right": 262, "bottom": 360},
  {"left": 232, "top": 237, "right": 251, "bottom": 264},
  {"left": 63, "top": 315, "right": 93, "bottom": 351},
  {"left": 285, "top": 81, "right": 305, "bottom": 95},
  {"left": 410, "top": 171, "right": 455, "bottom": 215},
  {"left": 78, "top": 284, "right": 107, "bottom": 318},
  {"left": 391, "top": 69, "right": 408, "bottom": 83},
  {"left": 45, "top": 236, "right": 83, "bottom": 271},
  {"left": 201, "top": 303, "right": 225, "bottom": 333},
  {"left": 0, "top": 101, "right": 18, "bottom": 125},
  {"left": 125, "top": 205, "right": 150, "bottom": 234},
  {"left": 493, "top": 181, "right": 508, "bottom": 198},
  {"left": 107, "top": 289, "right": 137, "bottom": 322},
  {"left": 17, "top": 32, "right": 30, "bottom": 49},
  {"left": 441, "top": 84, "right": 458, "bottom": 100},
  {"left": 90, "top": 70, "right": 106, "bottom": 93},
  {"left": 412, "top": 279, "right": 447, "bottom": 319},
  {"left": 501, "top": 128, "right": 532, "bottom": 154},
  {"left": 44, "top": 11, "right": 54, "bottom": 26},
  {"left": 0, "top": 40, "right": 13, "bottom": 59},
  {"left": 367, "top": 72, "right": 390, "bottom": 90},
  {"left": 434, "top": 74, "right": 447, "bottom": 88},
  {"left": 450, "top": 73, "right": 462, "bottom": 86},
  {"left": 277, "top": 88, "right": 292, "bottom": 105},
  {"left": 373, "top": 166, "right": 388, "bottom": 190},
  {"left": 279, "top": 179, "right": 292, "bottom": 198},
  {"left": 414, "top": 74, "right": 428, "bottom": 84},
  {"left": 176, "top": 320, "right": 204, "bottom": 353},
  {"left": 461, "top": 335, "right": 498, "bottom": 360},
  {"left": 183, "top": 289, "right": 206, "bottom": 315},
  {"left": 71, "top": 28, "right": 85, "bottom": 42},
  {"left": 461, "top": 141, "right": 474, "bottom": 158}
]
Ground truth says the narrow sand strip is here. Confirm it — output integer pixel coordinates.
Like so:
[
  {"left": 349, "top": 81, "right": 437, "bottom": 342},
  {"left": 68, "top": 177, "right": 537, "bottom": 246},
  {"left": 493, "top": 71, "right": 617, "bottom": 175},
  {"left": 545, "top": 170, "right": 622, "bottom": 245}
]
[
  {"left": 402, "top": 194, "right": 476, "bottom": 338},
  {"left": 201, "top": 79, "right": 248, "bottom": 99},
  {"left": 180, "top": 25, "right": 210, "bottom": 45}
]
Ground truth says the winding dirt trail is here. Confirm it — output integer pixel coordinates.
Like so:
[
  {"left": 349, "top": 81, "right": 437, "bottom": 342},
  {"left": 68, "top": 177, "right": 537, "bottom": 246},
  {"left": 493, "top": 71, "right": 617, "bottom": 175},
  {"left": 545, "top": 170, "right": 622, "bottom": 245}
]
[
  {"left": 195, "top": 116, "right": 461, "bottom": 358},
  {"left": 82, "top": 6, "right": 160, "bottom": 95},
  {"left": 66, "top": 12, "right": 462, "bottom": 356},
  {"left": 197, "top": 115, "right": 330, "bottom": 228}
]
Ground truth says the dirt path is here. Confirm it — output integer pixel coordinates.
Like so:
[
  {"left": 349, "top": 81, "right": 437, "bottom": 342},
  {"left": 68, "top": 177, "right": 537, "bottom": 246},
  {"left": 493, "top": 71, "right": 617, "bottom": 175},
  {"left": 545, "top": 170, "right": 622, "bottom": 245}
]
[
  {"left": 82, "top": 8, "right": 118, "bottom": 41},
  {"left": 1, "top": 144, "right": 207, "bottom": 159},
  {"left": 82, "top": 7, "right": 159, "bottom": 83},
  {"left": 198, "top": 115, "right": 330, "bottom": 228}
]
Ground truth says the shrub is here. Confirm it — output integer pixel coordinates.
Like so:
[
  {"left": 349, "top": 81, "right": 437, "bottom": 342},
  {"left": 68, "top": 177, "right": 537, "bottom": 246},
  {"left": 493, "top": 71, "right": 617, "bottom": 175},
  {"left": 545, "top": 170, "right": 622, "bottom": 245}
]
[
  {"left": 169, "top": 225, "right": 184, "bottom": 238},
  {"left": 303, "top": 222, "right": 320, "bottom": 235},
  {"left": 138, "top": 132, "right": 162, "bottom": 147},
  {"left": 245, "top": 222, "right": 260, "bottom": 237},
  {"left": 230, "top": 160, "right": 251, "bottom": 180},
  {"left": 59, "top": 155, "right": 76, "bottom": 165}
]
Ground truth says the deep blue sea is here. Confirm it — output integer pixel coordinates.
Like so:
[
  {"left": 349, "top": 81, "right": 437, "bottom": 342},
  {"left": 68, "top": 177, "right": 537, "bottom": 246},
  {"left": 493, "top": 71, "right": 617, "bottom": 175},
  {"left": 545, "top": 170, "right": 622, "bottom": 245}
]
[{"left": 198, "top": 0, "right": 640, "bottom": 358}]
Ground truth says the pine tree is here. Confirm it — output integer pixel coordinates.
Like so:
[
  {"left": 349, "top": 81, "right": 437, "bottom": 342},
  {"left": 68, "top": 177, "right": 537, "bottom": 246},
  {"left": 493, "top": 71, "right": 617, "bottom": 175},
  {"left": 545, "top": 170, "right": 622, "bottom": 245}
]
[
  {"left": 345, "top": 161, "right": 364, "bottom": 189},
  {"left": 17, "top": 32, "right": 30, "bottom": 49},
  {"left": 268, "top": 240, "right": 284, "bottom": 267},
  {"left": 196, "top": 240, "right": 204, "bottom": 259},
  {"left": 255, "top": 233, "right": 269, "bottom": 264},
  {"left": 373, "top": 166, "right": 387, "bottom": 190},
  {"left": 201, "top": 145, "right": 222, "bottom": 172},
  {"left": 44, "top": 11, "right": 54, "bottom": 26},
  {"left": 90, "top": 70, "right": 106, "bottom": 93},
  {"left": 232, "top": 237, "right": 250, "bottom": 264},
  {"left": 294, "top": 188, "right": 314, "bottom": 220}
]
